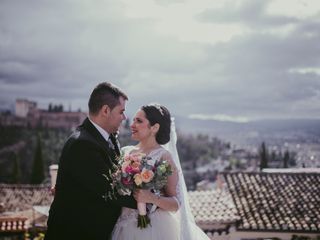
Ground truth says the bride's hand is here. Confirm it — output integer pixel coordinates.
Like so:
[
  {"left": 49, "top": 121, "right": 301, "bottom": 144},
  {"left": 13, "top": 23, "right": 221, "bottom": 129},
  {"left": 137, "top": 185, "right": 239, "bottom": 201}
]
[{"left": 134, "top": 189, "right": 157, "bottom": 204}]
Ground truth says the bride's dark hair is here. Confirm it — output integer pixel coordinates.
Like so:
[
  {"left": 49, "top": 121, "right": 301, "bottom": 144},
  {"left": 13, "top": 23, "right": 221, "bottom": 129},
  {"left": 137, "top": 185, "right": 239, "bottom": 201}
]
[{"left": 141, "top": 103, "right": 171, "bottom": 145}]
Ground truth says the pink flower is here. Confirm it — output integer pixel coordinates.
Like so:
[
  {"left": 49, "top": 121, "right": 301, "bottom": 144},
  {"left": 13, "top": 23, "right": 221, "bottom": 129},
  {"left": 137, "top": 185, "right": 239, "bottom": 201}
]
[
  {"left": 121, "top": 177, "right": 132, "bottom": 185},
  {"left": 131, "top": 161, "right": 141, "bottom": 173},
  {"left": 140, "top": 168, "right": 154, "bottom": 183},
  {"left": 107, "top": 153, "right": 172, "bottom": 229},
  {"left": 121, "top": 161, "right": 131, "bottom": 173}
]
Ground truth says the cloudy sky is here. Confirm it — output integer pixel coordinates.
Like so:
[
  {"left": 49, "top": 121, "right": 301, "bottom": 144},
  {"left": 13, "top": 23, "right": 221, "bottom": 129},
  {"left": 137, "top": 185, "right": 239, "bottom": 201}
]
[{"left": 1, "top": 0, "right": 320, "bottom": 122}]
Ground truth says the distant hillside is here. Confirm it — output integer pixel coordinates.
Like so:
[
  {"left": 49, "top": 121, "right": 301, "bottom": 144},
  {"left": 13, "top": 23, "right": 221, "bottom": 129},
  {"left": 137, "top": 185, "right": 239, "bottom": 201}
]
[{"left": 174, "top": 116, "right": 320, "bottom": 145}]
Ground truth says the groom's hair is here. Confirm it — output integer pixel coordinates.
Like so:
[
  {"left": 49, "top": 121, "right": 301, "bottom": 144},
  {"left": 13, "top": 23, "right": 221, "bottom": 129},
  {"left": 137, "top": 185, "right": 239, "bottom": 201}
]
[
  {"left": 88, "top": 82, "right": 128, "bottom": 115},
  {"left": 141, "top": 103, "right": 171, "bottom": 145}
]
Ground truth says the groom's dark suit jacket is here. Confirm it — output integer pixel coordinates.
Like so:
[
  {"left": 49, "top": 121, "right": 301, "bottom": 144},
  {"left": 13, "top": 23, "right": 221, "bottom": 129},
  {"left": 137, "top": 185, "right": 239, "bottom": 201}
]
[{"left": 45, "top": 118, "right": 136, "bottom": 240}]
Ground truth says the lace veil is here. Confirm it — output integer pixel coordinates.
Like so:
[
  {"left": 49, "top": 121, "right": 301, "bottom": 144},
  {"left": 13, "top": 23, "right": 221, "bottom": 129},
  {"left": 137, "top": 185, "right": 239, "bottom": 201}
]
[{"left": 163, "top": 118, "right": 209, "bottom": 240}]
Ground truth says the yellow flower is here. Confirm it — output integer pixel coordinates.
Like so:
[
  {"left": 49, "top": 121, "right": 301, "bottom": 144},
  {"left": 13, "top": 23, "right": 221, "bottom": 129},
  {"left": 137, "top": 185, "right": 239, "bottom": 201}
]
[{"left": 134, "top": 174, "right": 143, "bottom": 186}]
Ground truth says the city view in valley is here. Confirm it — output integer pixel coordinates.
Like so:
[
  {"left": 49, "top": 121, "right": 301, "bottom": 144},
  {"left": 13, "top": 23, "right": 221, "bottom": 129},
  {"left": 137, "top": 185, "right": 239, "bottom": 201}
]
[{"left": 1, "top": 99, "right": 319, "bottom": 239}]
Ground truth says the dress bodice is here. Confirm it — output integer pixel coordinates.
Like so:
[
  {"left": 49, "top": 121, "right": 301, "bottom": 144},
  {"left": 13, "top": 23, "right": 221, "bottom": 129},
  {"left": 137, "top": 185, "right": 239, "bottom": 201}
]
[
  {"left": 116, "top": 146, "right": 168, "bottom": 223},
  {"left": 121, "top": 145, "right": 167, "bottom": 163}
]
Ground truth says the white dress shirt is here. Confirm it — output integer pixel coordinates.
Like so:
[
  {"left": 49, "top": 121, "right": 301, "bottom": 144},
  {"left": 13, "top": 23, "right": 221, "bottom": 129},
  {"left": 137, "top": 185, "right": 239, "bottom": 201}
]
[{"left": 88, "top": 118, "right": 110, "bottom": 143}]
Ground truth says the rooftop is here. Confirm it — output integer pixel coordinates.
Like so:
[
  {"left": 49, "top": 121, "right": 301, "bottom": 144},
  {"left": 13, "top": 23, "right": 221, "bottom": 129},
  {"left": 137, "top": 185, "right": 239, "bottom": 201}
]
[
  {"left": 0, "top": 184, "right": 52, "bottom": 212},
  {"left": 2, "top": 171, "right": 320, "bottom": 234},
  {"left": 189, "top": 189, "right": 239, "bottom": 230},
  {"left": 223, "top": 172, "right": 320, "bottom": 233},
  {"left": 0, "top": 184, "right": 237, "bottom": 233}
]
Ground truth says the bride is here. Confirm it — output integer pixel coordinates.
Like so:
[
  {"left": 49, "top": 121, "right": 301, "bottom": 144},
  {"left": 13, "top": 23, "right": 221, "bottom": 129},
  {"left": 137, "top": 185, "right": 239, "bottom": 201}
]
[{"left": 112, "top": 103, "right": 210, "bottom": 240}]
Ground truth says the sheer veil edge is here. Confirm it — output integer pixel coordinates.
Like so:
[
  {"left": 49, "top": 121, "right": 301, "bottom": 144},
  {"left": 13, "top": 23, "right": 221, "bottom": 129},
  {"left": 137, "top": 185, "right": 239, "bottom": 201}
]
[{"left": 162, "top": 118, "right": 210, "bottom": 240}]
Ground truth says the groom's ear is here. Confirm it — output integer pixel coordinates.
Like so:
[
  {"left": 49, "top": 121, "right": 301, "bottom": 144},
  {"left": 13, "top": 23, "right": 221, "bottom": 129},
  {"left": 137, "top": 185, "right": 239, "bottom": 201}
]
[{"left": 101, "top": 104, "right": 111, "bottom": 116}]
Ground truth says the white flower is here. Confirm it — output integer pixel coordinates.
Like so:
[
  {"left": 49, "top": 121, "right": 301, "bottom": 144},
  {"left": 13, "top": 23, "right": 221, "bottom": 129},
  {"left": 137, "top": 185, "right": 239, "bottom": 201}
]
[{"left": 147, "top": 159, "right": 156, "bottom": 166}]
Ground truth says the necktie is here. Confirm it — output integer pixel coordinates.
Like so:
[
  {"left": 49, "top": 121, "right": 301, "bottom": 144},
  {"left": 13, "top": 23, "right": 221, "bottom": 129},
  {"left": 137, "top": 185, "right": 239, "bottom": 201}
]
[
  {"left": 108, "top": 136, "right": 115, "bottom": 150},
  {"left": 109, "top": 134, "right": 120, "bottom": 156}
]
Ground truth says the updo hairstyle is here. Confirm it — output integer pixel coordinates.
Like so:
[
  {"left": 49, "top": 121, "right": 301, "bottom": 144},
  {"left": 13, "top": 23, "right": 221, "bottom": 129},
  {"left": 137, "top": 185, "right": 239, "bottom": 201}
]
[{"left": 141, "top": 103, "right": 171, "bottom": 145}]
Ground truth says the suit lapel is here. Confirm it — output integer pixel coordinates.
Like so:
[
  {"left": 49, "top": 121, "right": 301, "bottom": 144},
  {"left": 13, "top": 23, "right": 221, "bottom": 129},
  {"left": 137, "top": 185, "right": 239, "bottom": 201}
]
[{"left": 80, "top": 118, "right": 118, "bottom": 164}]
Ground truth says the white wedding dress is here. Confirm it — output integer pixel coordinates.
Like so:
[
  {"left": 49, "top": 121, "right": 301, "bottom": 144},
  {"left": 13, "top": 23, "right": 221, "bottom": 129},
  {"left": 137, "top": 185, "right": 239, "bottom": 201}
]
[
  {"left": 111, "top": 146, "right": 180, "bottom": 240},
  {"left": 112, "top": 118, "right": 210, "bottom": 240}
]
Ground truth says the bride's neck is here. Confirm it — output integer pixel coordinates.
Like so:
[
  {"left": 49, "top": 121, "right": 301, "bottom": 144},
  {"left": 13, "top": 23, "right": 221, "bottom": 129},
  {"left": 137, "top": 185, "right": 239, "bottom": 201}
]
[{"left": 138, "top": 138, "right": 160, "bottom": 154}]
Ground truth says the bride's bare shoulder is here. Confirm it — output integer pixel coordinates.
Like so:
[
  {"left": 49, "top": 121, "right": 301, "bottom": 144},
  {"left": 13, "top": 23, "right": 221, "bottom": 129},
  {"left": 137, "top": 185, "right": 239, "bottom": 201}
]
[{"left": 160, "top": 149, "right": 177, "bottom": 169}]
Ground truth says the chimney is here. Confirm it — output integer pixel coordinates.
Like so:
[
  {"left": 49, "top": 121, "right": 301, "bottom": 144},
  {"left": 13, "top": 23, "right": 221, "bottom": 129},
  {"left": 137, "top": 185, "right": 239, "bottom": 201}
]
[{"left": 49, "top": 164, "right": 58, "bottom": 188}]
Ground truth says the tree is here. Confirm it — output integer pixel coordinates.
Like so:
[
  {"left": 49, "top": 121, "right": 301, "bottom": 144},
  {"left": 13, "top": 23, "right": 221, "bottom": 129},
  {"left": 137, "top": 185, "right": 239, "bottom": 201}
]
[
  {"left": 31, "top": 133, "right": 45, "bottom": 184},
  {"left": 58, "top": 104, "right": 64, "bottom": 112},
  {"left": 259, "top": 142, "right": 268, "bottom": 170},
  {"left": 283, "top": 150, "right": 290, "bottom": 168},
  {"left": 270, "top": 151, "right": 276, "bottom": 162},
  {"left": 289, "top": 151, "right": 297, "bottom": 166},
  {"left": 48, "top": 103, "right": 53, "bottom": 112},
  {"left": 11, "top": 152, "right": 22, "bottom": 184}
]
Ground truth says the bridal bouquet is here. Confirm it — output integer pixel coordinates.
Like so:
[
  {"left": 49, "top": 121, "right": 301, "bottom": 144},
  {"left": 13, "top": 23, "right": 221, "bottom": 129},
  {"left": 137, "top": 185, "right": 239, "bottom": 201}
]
[{"left": 105, "top": 151, "right": 172, "bottom": 228}]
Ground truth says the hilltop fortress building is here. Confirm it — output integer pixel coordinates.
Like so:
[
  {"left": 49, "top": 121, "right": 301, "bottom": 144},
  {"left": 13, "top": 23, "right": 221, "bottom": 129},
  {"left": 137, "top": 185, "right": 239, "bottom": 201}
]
[{"left": 1, "top": 99, "right": 86, "bottom": 130}]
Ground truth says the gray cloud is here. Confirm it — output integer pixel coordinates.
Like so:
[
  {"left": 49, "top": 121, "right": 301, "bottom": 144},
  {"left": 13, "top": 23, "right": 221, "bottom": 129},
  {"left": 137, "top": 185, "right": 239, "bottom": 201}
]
[
  {"left": 165, "top": 12, "right": 320, "bottom": 119},
  {"left": 154, "top": 0, "right": 186, "bottom": 6},
  {"left": 0, "top": 0, "right": 320, "bottom": 120},
  {"left": 197, "top": 0, "right": 298, "bottom": 27}
]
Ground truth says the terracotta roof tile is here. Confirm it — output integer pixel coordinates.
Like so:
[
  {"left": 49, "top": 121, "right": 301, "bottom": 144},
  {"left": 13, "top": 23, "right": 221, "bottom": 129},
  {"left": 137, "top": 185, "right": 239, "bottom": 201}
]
[
  {"left": 223, "top": 172, "right": 320, "bottom": 233},
  {"left": 188, "top": 189, "right": 240, "bottom": 230},
  {"left": 0, "top": 184, "right": 52, "bottom": 212}
]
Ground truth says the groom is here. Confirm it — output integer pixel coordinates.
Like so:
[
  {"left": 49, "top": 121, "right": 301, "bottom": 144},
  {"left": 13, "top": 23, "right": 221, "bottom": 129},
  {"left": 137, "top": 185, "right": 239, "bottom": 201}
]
[{"left": 45, "top": 82, "right": 136, "bottom": 240}]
